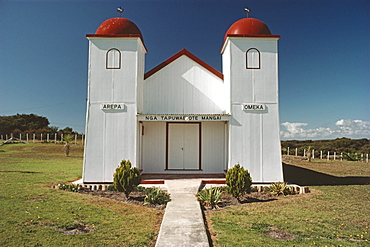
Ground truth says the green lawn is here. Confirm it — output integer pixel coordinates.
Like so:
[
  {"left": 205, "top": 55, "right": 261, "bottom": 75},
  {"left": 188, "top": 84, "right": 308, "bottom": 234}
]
[
  {"left": 208, "top": 157, "right": 370, "bottom": 246},
  {"left": 0, "top": 143, "right": 162, "bottom": 247}
]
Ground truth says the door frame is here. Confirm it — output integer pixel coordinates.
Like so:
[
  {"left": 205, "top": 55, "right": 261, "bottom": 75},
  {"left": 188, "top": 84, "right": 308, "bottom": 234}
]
[{"left": 165, "top": 122, "right": 202, "bottom": 171}]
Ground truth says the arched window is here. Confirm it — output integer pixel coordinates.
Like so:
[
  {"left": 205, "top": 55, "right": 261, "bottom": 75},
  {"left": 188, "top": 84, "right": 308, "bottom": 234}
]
[
  {"left": 106, "top": 48, "right": 121, "bottom": 69},
  {"left": 246, "top": 48, "right": 260, "bottom": 69}
]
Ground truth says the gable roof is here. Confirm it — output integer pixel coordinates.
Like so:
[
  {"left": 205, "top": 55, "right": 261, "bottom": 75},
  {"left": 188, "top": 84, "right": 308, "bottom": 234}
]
[{"left": 144, "top": 49, "right": 223, "bottom": 80}]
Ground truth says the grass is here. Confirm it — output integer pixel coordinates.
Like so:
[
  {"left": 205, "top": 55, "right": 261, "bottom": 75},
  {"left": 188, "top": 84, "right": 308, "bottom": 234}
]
[
  {"left": 0, "top": 143, "right": 162, "bottom": 247},
  {"left": 208, "top": 157, "right": 370, "bottom": 246}
]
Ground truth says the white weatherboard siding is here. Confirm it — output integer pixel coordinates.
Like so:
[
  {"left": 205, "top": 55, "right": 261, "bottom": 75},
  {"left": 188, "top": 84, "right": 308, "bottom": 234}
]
[
  {"left": 83, "top": 37, "right": 145, "bottom": 183},
  {"left": 83, "top": 30, "right": 283, "bottom": 182},
  {"left": 223, "top": 37, "right": 283, "bottom": 182},
  {"left": 143, "top": 55, "right": 226, "bottom": 114}
]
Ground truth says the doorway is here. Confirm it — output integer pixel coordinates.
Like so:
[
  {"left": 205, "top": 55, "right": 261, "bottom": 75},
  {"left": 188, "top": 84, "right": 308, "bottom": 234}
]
[{"left": 166, "top": 123, "right": 201, "bottom": 170}]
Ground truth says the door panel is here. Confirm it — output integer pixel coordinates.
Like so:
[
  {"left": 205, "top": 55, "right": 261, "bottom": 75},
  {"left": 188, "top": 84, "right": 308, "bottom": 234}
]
[{"left": 168, "top": 123, "right": 200, "bottom": 170}]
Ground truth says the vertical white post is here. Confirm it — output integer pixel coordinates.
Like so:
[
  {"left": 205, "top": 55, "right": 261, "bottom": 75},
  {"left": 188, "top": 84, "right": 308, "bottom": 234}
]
[
  {"left": 303, "top": 149, "right": 306, "bottom": 157},
  {"left": 55, "top": 133, "right": 57, "bottom": 144},
  {"left": 20, "top": 133, "right": 22, "bottom": 141},
  {"left": 6, "top": 134, "right": 8, "bottom": 140},
  {"left": 327, "top": 151, "right": 330, "bottom": 161},
  {"left": 366, "top": 154, "right": 369, "bottom": 163},
  {"left": 61, "top": 134, "right": 64, "bottom": 142},
  {"left": 341, "top": 152, "right": 343, "bottom": 161},
  {"left": 295, "top": 148, "right": 298, "bottom": 156},
  {"left": 33, "top": 133, "right": 35, "bottom": 143},
  {"left": 320, "top": 150, "right": 323, "bottom": 159},
  {"left": 334, "top": 152, "right": 336, "bottom": 161},
  {"left": 287, "top": 147, "right": 290, "bottom": 155},
  {"left": 41, "top": 133, "right": 43, "bottom": 142},
  {"left": 26, "top": 133, "right": 29, "bottom": 143},
  {"left": 11, "top": 133, "right": 13, "bottom": 138},
  {"left": 312, "top": 149, "right": 315, "bottom": 159},
  {"left": 47, "top": 133, "right": 50, "bottom": 143},
  {"left": 1, "top": 135, "right": 3, "bottom": 140},
  {"left": 361, "top": 153, "right": 364, "bottom": 162},
  {"left": 74, "top": 134, "right": 77, "bottom": 145}
]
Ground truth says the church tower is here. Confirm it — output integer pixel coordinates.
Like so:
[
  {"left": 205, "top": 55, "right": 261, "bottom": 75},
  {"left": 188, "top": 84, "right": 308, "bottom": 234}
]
[
  {"left": 83, "top": 17, "right": 146, "bottom": 183},
  {"left": 222, "top": 17, "right": 283, "bottom": 182}
]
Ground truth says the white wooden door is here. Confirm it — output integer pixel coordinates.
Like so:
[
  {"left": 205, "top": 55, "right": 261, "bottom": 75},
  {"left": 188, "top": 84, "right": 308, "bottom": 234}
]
[{"left": 168, "top": 123, "right": 200, "bottom": 170}]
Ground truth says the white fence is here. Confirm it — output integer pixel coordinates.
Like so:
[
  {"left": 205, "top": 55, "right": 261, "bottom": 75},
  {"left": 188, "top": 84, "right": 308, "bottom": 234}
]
[
  {"left": 1, "top": 133, "right": 84, "bottom": 145},
  {"left": 285, "top": 147, "right": 369, "bottom": 163}
]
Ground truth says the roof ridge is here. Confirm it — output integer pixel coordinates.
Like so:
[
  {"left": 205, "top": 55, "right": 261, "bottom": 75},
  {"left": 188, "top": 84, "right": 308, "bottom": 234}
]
[{"left": 144, "top": 49, "right": 223, "bottom": 80}]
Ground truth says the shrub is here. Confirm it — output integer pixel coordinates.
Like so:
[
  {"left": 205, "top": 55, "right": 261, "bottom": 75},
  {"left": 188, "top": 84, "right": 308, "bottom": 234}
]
[
  {"left": 59, "top": 183, "right": 81, "bottom": 192},
  {"left": 106, "top": 184, "right": 117, "bottom": 191},
  {"left": 226, "top": 164, "right": 252, "bottom": 200},
  {"left": 197, "top": 187, "right": 222, "bottom": 209},
  {"left": 113, "top": 160, "right": 141, "bottom": 197},
  {"left": 267, "top": 182, "right": 296, "bottom": 196},
  {"left": 144, "top": 187, "right": 171, "bottom": 205}
]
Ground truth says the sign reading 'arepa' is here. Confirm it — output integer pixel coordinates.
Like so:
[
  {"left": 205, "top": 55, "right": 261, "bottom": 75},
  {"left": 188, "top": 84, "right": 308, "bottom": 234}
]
[{"left": 100, "top": 103, "right": 125, "bottom": 110}]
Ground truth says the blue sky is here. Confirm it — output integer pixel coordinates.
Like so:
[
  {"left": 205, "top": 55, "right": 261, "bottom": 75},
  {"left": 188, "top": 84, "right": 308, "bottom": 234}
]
[{"left": 1, "top": 0, "right": 369, "bottom": 140}]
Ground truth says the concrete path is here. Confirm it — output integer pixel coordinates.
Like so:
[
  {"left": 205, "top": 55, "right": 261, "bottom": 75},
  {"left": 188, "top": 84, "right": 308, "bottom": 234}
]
[{"left": 155, "top": 179, "right": 209, "bottom": 247}]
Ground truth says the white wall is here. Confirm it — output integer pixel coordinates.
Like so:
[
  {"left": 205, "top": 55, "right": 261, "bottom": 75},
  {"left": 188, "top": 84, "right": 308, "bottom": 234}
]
[
  {"left": 83, "top": 37, "right": 145, "bottom": 183},
  {"left": 141, "top": 121, "right": 226, "bottom": 174},
  {"left": 223, "top": 37, "right": 283, "bottom": 182},
  {"left": 143, "top": 55, "right": 227, "bottom": 114}
]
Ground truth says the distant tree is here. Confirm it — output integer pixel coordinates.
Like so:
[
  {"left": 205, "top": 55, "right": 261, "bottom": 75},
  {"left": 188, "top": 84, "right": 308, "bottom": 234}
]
[
  {"left": 0, "top": 114, "right": 49, "bottom": 135},
  {"left": 48, "top": 126, "right": 59, "bottom": 133}
]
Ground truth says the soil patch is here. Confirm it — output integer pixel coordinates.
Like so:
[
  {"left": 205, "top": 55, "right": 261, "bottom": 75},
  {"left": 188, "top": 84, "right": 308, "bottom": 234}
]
[
  {"left": 266, "top": 226, "right": 295, "bottom": 240},
  {"left": 78, "top": 188, "right": 166, "bottom": 210}
]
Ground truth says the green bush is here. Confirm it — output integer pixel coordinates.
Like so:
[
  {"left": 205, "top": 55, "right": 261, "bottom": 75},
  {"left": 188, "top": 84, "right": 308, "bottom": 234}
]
[
  {"left": 226, "top": 164, "right": 252, "bottom": 200},
  {"left": 197, "top": 187, "right": 222, "bottom": 209},
  {"left": 106, "top": 184, "right": 117, "bottom": 191},
  {"left": 267, "top": 182, "right": 296, "bottom": 196},
  {"left": 144, "top": 187, "right": 171, "bottom": 205},
  {"left": 59, "top": 183, "right": 81, "bottom": 192},
  {"left": 113, "top": 160, "right": 141, "bottom": 197}
]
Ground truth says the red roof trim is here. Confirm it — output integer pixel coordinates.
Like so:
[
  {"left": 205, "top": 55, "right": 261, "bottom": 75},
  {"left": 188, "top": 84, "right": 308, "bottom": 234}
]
[
  {"left": 86, "top": 34, "right": 147, "bottom": 52},
  {"left": 144, "top": 49, "right": 223, "bottom": 80},
  {"left": 226, "top": 34, "right": 280, "bottom": 39}
]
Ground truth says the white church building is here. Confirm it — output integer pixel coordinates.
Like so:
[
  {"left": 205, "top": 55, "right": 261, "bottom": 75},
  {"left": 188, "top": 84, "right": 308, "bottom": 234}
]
[{"left": 82, "top": 14, "right": 283, "bottom": 183}]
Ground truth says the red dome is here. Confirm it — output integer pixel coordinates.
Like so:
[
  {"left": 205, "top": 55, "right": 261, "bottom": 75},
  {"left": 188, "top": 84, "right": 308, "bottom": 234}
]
[
  {"left": 225, "top": 18, "right": 271, "bottom": 39},
  {"left": 95, "top": 17, "right": 142, "bottom": 37}
]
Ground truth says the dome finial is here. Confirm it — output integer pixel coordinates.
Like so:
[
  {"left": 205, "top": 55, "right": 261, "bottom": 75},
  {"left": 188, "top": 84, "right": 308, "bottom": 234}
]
[
  {"left": 244, "top": 8, "right": 251, "bottom": 18},
  {"left": 117, "top": 7, "right": 124, "bottom": 17}
]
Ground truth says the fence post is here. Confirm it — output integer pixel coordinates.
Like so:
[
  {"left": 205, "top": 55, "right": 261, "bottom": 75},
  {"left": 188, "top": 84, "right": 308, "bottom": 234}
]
[
  {"left": 74, "top": 134, "right": 77, "bottom": 145},
  {"left": 55, "top": 133, "right": 57, "bottom": 144},
  {"left": 312, "top": 149, "right": 315, "bottom": 159},
  {"left": 341, "top": 152, "right": 343, "bottom": 161},
  {"left": 20, "top": 134, "right": 22, "bottom": 141},
  {"left": 26, "top": 133, "right": 29, "bottom": 143},
  {"left": 47, "top": 133, "right": 50, "bottom": 143},
  {"left": 287, "top": 147, "right": 290, "bottom": 155},
  {"left": 334, "top": 152, "right": 336, "bottom": 161},
  {"left": 41, "top": 133, "right": 43, "bottom": 142},
  {"left": 366, "top": 154, "right": 369, "bottom": 163},
  {"left": 61, "top": 134, "right": 63, "bottom": 142},
  {"left": 327, "top": 151, "right": 330, "bottom": 161},
  {"left": 33, "top": 133, "right": 35, "bottom": 143},
  {"left": 295, "top": 148, "right": 298, "bottom": 156}
]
